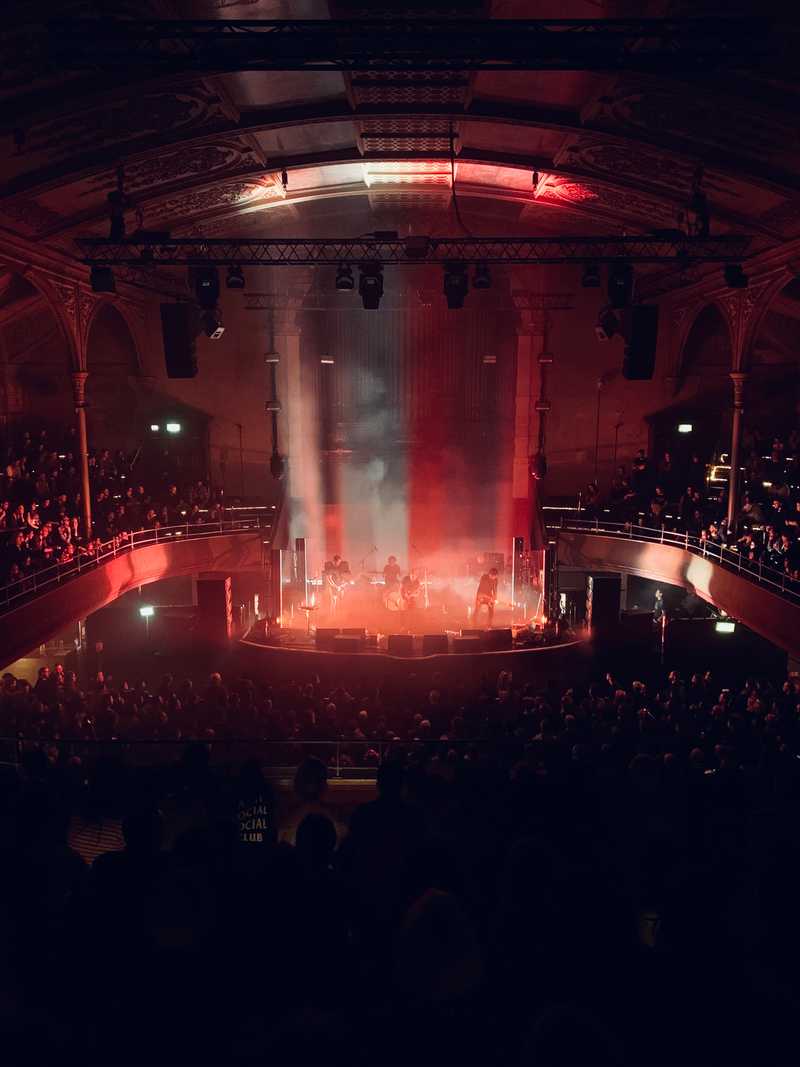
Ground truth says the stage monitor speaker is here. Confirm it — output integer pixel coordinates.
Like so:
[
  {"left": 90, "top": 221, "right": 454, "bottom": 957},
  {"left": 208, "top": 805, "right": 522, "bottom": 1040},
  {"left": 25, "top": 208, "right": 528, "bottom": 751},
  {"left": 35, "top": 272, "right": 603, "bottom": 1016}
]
[
  {"left": 461, "top": 628, "right": 483, "bottom": 638},
  {"left": 623, "top": 305, "right": 659, "bottom": 380},
  {"left": 422, "top": 633, "right": 449, "bottom": 655},
  {"left": 160, "top": 303, "right": 198, "bottom": 378},
  {"left": 483, "top": 628, "right": 513, "bottom": 651},
  {"left": 387, "top": 634, "right": 414, "bottom": 657},
  {"left": 586, "top": 574, "right": 622, "bottom": 633},
  {"left": 315, "top": 627, "right": 341, "bottom": 649},
  {"left": 341, "top": 628, "right": 367, "bottom": 640},
  {"left": 453, "top": 636, "right": 482, "bottom": 653},
  {"left": 332, "top": 635, "right": 361, "bottom": 653}
]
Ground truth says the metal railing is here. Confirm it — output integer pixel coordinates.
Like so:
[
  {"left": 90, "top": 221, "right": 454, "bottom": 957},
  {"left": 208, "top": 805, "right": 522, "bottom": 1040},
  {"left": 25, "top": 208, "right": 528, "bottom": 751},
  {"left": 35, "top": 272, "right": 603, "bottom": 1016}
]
[
  {"left": 0, "top": 517, "right": 271, "bottom": 612},
  {"left": 1, "top": 735, "right": 491, "bottom": 779},
  {"left": 550, "top": 517, "right": 800, "bottom": 603}
]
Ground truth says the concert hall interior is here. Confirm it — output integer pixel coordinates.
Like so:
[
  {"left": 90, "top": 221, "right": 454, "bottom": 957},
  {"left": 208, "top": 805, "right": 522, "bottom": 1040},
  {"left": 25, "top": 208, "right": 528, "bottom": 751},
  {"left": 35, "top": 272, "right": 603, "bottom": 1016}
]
[{"left": 6, "top": 7, "right": 800, "bottom": 1064}]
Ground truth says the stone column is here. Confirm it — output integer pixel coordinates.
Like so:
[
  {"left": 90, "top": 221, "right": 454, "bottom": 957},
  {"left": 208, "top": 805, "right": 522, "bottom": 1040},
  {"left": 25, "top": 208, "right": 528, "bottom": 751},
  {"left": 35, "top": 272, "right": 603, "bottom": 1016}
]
[
  {"left": 726, "top": 371, "right": 748, "bottom": 531},
  {"left": 72, "top": 371, "right": 92, "bottom": 539}
]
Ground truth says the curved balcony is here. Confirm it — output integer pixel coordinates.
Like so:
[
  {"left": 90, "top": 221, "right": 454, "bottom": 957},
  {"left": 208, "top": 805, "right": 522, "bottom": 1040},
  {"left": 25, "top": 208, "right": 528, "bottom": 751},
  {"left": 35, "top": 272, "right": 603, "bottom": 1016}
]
[
  {"left": 0, "top": 519, "right": 270, "bottom": 670},
  {"left": 553, "top": 519, "right": 800, "bottom": 656}
]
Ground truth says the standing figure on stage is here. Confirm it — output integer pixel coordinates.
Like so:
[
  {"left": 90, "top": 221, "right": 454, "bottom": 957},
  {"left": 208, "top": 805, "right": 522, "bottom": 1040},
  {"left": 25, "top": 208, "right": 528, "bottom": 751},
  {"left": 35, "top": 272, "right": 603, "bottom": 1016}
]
[
  {"left": 323, "top": 554, "right": 351, "bottom": 614},
  {"left": 474, "top": 567, "right": 499, "bottom": 628},
  {"left": 382, "top": 554, "right": 403, "bottom": 611},
  {"left": 383, "top": 554, "right": 402, "bottom": 589},
  {"left": 401, "top": 570, "right": 421, "bottom": 611}
]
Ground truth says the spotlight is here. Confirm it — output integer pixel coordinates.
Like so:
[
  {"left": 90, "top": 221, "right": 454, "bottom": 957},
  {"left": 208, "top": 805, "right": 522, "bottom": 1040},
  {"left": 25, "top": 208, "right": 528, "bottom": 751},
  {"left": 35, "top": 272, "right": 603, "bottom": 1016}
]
[
  {"left": 335, "top": 264, "right": 354, "bottom": 291},
  {"left": 595, "top": 307, "right": 619, "bottom": 342},
  {"left": 200, "top": 309, "right": 225, "bottom": 340},
  {"left": 90, "top": 266, "right": 116, "bottom": 293},
  {"left": 139, "top": 605, "right": 155, "bottom": 618},
  {"left": 226, "top": 265, "right": 245, "bottom": 290},
  {"left": 582, "top": 262, "right": 600, "bottom": 288},
  {"left": 473, "top": 262, "right": 491, "bottom": 290},
  {"left": 165, "top": 422, "right": 181, "bottom": 434},
  {"left": 608, "top": 262, "right": 633, "bottom": 309},
  {"left": 192, "top": 267, "right": 220, "bottom": 310},
  {"left": 443, "top": 261, "right": 469, "bottom": 309},
  {"left": 358, "top": 263, "right": 384, "bottom": 310},
  {"left": 724, "top": 264, "right": 748, "bottom": 289}
]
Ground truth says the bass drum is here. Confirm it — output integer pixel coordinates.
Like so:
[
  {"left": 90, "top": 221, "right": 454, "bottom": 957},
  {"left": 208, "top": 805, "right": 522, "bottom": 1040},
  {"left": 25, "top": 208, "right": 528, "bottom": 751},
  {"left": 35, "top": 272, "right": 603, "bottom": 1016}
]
[{"left": 384, "top": 586, "right": 404, "bottom": 612}]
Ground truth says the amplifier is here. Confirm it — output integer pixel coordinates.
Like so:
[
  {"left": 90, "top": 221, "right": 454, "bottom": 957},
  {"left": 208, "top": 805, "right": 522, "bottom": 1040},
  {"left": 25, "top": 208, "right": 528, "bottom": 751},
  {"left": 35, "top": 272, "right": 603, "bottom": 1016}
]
[
  {"left": 387, "top": 634, "right": 414, "bottom": 657},
  {"left": 422, "top": 633, "right": 449, "bottom": 655}
]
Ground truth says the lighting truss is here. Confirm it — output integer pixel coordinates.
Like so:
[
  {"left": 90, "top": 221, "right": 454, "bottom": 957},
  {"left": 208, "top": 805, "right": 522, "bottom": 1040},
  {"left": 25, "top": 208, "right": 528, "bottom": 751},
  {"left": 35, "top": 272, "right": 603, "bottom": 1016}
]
[
  {"left": 45, "top": 17, "right": 780, "bottom": 74},
  {"left": 77, "top": 234, "right": 751, "bottom": 268}
]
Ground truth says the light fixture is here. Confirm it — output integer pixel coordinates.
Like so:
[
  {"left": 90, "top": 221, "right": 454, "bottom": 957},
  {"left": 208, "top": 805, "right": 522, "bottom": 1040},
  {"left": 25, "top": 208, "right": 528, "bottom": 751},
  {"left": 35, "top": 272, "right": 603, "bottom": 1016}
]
[
  {"left": 335, "top": 264, "right": 354, "bottom": 291},
  {"left": 226, "top": 265, "right": 245, "bottom": 290},
  {"left": 715, "top": 620, "right": 736, "bottom": 634},
  {"left": 200, "top": 309, "right": 225, "bottom": 340},
  {"left": 139, "top": 605, "right": 155, "bottom": 618},
  {"left": 724, "top": 264, "right": 748, "bottom": 289},
  {"left": 90, "top": 265, "right": 116, "bottom": 293},
  {"left": 582, "top": 262, "right": 601, "bottom": 288},
  {"left": 677, "top": 423, "right": 693, "bottom": 434},
  {"left": 472, "top": 262, "right": 491, "bottom": 289},
  {"left": 150, "top": 423, "right": 160, "bottom": 432},
  {"left": 608, "top": 262, "right": 634, "bottom": 309},
  {"left": 443, "top": 261, "right": 469, "bottom": 309},
  {"left": 594, "top": 307, "right": 619, "bottom": 342},
  {"left": 358, "top": 263, "right": 384, "bottom": 310},
  {"left": 320, "top": 358, "right": 335, "bottom": 365},
  {"left": 166, "top": 422, "right": 181, "bottom": 433}
]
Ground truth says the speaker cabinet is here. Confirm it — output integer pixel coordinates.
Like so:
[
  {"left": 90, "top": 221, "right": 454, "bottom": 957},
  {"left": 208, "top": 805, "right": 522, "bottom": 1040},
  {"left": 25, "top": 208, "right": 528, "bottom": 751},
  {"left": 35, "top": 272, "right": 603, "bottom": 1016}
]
[
  {"left": 315, "top": 627, "right": 341, "bottom": 649},
  {"left": 332, "top": 635, "right": 362, "bottom": 653},
  {"left": 586, "top": 574, "right": 622, "bottom": 633},
  {"left": 341, "top": 628, "right": 367, "bottom": 640},
  {"left": 460, "top": 628, "right": 484, "bottom": 638},
  {"left": 195, "top": 576, "right": 233, "bottom": 644},
  {"left": 483, "top": 628, "right": 513, "bottom": 651},
  {"left": 453, "top": 636, "right": 482, "bottom": 653},
  {"left": 160, "top": 304, "right": 198, "bottom": 379},
  {"left": 422, "top": 633, "right": 449, "bottom": 655},
  {"left": 623, "top": 305, "right": 659, "bottom": 380},
  {"left": 387, "top": 634, "right": 414, "bottom": 657}
]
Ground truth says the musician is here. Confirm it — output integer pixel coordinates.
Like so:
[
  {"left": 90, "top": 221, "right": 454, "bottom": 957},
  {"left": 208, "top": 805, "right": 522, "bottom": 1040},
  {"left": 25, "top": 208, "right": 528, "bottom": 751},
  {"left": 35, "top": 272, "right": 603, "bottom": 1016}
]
[
  {"left": 383, "top": 555, "right": 402, "bottom": 589},
  {"left": 323, "top": 554, "right": 351, "bottom": 612},
  {"left": 474, "top": 567, "right": 499, "bottom": 627},
  {"left": 401, "top": 571, "right": 421, "bottom": 610}
]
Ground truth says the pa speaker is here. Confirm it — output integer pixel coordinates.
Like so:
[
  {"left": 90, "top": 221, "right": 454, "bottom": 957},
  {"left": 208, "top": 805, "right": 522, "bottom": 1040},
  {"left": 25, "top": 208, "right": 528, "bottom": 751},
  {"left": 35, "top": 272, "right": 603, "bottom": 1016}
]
[
  {"left": 160, "top": 303, "right": 199, "bottom": 378},
  {"left": 387, "top": 634, "right": 414, "bottom": 657},
  {"left": 341, "top": 628, "right": 367, "bottom": 640},
  {"left": 315, "top": 627, "right": 341, "bottom": 649},
  {"left": 623, "top": 305, "right": 659, "bottom": 381},
  {"left": 483, "top": 628, "right": 513, "bottom": 651},
  {"left": 460, "top": 628, "right": 483, "bottom": 638},
  {"left": 422, "top": 634, "right": 449, "bottom": 655}
]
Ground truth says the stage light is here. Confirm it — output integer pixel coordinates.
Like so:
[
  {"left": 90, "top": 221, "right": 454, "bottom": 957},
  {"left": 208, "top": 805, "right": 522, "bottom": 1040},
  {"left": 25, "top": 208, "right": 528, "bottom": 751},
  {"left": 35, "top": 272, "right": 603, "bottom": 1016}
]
[
  {"left": 226, "top": 265, "right": 245, "bottom": 290},
  {"left": 358, "top": 263, "right": 384, "bottom": 310},
  {"left": 677, "top": 423, "right": 693, "bottom": 434},
  {"left": 200, "top": 309, "right": 224, "bottom": 340},
  {"left": 335, "top": 264, "right": 354, "bottom": 291},
  {"left": 90, "top": 265, "right": 116, "bottom": 293},
  {"left": 595, "top": 307, "right": 619, "bottom": 342},
  {"left": 443, "top": 261, "right": 469, "bottom": 309},
  {"left": 139, "top": 605, "right": 155, "bottom": 618},
  {"left": 724, "top": 264, "right": 748, "bottom": 289},
  {"left": 473, "top": 262, "right": 491, "bottom": 289},
  {"left": 715, "top": 620, "right": 736, "bottom": 634},
  {"left": 166, "top": 422, "right": 181, "bottom": 433},
  {"left": 608, "top": 262, "right": 634, "bottom": 308},
  {"left": 320, "top": 358, "right": 335, "bottom": 365},
  {"left": 582, "top": 262, "right": 600, "bottom": 288},
  {"left": 150, "top": 424, "right": 160, "bottom": 432}
]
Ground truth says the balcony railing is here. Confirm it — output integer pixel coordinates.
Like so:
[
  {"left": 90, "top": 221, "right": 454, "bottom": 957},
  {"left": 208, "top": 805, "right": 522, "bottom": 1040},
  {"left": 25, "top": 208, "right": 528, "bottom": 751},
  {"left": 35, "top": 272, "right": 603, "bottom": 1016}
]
[
  {"left": 0, "top": 516, "right": 272, "bottom": 613},
  {"left": 550, "top": 517, "right": 800, "bottom": 603}
]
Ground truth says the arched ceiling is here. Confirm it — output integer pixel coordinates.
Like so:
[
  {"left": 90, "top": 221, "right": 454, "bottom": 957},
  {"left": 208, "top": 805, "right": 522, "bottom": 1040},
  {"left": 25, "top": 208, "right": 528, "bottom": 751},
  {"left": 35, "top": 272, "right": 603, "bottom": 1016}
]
[{"left": 1, "top": 0, "right": 798, "bottom": 280}]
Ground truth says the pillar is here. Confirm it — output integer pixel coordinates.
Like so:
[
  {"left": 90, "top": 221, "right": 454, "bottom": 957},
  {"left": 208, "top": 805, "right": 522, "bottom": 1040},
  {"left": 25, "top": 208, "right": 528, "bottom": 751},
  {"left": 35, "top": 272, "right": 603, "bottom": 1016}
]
[
  {"left": 72, "top": 371, "right": 92, "bottom": 540},
  {"left": 726, "top": 372, "right": 748, "bottom": 531}
]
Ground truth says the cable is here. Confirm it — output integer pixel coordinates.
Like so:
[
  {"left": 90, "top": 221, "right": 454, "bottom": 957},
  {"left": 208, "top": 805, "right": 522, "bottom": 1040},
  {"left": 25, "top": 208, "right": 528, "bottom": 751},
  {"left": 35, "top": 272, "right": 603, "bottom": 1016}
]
[{"left": 449, "top": 120, "right": 472, "bottom": 238}]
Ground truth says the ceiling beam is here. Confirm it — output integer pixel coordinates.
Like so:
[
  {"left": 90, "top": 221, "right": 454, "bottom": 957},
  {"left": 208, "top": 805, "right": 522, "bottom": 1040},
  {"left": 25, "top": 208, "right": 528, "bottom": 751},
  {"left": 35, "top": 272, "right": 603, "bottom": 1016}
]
[{"left": 4, "top": 98, "right": 799, "bottom": 209}]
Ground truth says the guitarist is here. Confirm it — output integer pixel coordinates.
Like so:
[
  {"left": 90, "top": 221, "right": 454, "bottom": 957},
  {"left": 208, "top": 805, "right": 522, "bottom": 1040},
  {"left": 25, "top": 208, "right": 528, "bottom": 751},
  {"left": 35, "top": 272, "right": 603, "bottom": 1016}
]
[{"left": 474, "top": 567, "right": 499, "bottom": 628}]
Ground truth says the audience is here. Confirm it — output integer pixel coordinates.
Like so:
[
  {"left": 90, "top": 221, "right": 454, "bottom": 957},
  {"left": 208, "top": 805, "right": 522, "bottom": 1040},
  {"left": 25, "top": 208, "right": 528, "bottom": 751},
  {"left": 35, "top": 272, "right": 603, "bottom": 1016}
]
[
  {"left": 2, "top": 658, "right": 800, "bottom": 1063},
  {"left": 0, "top": 426, "right": 214, "bottom": 584}
]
